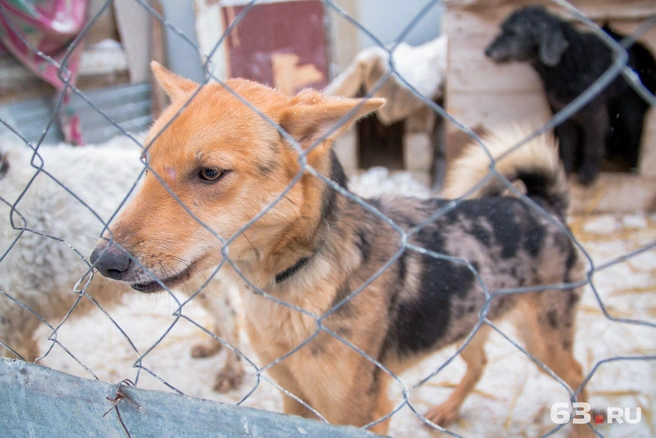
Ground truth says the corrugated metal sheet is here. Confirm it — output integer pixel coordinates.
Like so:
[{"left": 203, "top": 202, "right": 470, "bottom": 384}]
[{"left": 0, "top": 82, "right": 152, "bottom": 145}]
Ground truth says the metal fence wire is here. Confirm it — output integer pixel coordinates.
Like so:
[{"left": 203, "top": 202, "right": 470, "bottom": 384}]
[{"left": 0, "top": 0, "right": 655, "bottom": 437}]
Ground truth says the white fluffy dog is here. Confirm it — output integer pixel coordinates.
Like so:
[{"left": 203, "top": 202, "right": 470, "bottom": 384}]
[{"left": 0, "top": 136, "right": 243, "bottom": 392}]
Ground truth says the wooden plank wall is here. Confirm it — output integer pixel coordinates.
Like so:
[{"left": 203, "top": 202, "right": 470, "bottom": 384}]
[{"left": 443, "top": 0, "right": 656, "bottom": 212}]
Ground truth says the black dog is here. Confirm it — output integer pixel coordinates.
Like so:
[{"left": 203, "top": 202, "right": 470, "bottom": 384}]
[{"left": 485, "top": 6, "right": 654, "bottom": 184}]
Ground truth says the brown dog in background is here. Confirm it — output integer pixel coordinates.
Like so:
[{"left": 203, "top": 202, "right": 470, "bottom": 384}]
[{"left": 91, "top": 62, "right": 592, "bottom": 437}]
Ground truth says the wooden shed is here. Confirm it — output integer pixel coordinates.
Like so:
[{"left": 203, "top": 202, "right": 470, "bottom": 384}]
[{"left": 443, "top": 0, "right": 656, "bottom": 212}]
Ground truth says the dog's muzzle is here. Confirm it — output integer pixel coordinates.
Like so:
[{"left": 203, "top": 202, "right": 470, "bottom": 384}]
[{"left": 90, "top": 242, "right": 132, "bottom": 281}]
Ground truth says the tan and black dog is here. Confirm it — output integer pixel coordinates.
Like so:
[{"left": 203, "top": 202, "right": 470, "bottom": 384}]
[{"left": 91, "top": 62, "right": 591, "bottom": 437}]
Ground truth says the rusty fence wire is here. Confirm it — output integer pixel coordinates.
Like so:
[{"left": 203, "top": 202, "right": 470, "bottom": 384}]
[{"left": 0, "top": 0, "right": 655, "bottom": 437}]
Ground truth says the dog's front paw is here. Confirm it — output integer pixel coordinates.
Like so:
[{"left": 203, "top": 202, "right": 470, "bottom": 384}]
[
  {"left": 423, "top": 402, "right": 459, "bottom": 428},
  {"left": 190, "top": 341, "right": 223, "bottom": 358},
  {"left": 213, "top": 366, "right": 244, "bottom": 393}
]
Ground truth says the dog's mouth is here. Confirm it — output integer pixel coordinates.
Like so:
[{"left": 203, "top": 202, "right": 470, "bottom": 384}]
[
  {"left": 130, "top": 263, "right": 196, "bottom": 294},
  {"left": 490, "top": 56, "right": 510, "bottom": 63},
  {"left": 485, "top": 50, "right": 510, "bottom": 63}
]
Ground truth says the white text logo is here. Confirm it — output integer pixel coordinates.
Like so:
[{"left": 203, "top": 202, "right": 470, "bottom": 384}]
[{"left": 551, "top": 402, "right": 641, "bottom": 424}]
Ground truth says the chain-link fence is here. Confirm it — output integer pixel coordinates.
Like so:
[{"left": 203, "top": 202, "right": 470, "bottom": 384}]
[{"left": 1, "top": 1, "right": 655, "bottom": 437}]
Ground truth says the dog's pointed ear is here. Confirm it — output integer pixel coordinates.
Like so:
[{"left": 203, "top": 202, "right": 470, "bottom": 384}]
[
  {"left": 280, "top": 89, "right": 385, "bottom": 150},
  {"left": 151, "top": 61, "right": 198, "bottom": 100},
  {"left": 538, "top": 26, "right": 569, "bottom": 67}
]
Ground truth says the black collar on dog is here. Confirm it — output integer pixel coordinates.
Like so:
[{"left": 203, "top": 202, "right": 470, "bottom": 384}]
[{"left": 275, "top": 256, "right": 311, "bottom": 284}]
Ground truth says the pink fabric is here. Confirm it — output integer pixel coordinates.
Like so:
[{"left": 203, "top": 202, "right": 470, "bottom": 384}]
[{"left": 0, "top": 0, "right": 88, "bottom": 144}]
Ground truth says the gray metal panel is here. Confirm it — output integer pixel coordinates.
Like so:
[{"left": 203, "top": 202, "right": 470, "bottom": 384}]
[
  {"left": 0, "top": 83, "right": 152, "bottom": 145},
  {"left": 0, "top": 97, "right": 63, "bottom": 144},
  {"left": 0, "top": 359, "right": 380, "bottom": 438}
]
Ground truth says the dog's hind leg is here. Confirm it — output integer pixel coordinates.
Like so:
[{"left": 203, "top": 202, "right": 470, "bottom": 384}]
[
  {"left": 424, "top": 325, "right": 491, "bottom": 427},
  {"left": 516, "top": 289, "right": 593, "bottom": 438},
  {"left": 578, "top": 108, "right": 609, "bottom": 185},
  {"left": 615, "top": 94, "right": 648, "bottom": 170},
  {"left": 555, "top": 121, "right": 580, "bottom": 177}
]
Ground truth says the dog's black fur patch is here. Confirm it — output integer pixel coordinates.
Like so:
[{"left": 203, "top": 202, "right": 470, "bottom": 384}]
[
  {"left": 330, "top": 280, "right": 358, "bottom": 318},
  {"left": 380, "top": 196, "right": 565, "bottom": 358},
  {"left": 355, "top": 228, "right": 371, "bottom": 262},
  {"left": 321, "top": 150, "right": 348, "bottom": 225}
]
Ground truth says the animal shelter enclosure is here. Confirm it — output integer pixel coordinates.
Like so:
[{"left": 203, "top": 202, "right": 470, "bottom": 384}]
[{"left": 1, "top": 1, "right": 655, "bottom": 437}]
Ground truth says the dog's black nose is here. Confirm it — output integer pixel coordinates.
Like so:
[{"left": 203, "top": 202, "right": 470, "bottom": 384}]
[
  {"left": 484, "top": 46, "right": 493, "bottom": 58},
  {"left": 90, "top": 243, "right": 131, "bottom": 280}
]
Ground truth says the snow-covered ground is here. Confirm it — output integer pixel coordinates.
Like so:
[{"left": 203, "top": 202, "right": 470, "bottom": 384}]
[{"left": 31, "top": 168, "right": 656, "bottom": 437}]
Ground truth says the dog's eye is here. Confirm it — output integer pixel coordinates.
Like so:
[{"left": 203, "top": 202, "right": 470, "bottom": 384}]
[{"left": 199, "top": 168, "right": 225, "bottom": 182}]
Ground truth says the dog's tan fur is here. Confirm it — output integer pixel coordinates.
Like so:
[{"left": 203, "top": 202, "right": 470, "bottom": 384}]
[{"left": 92, "top": 63, "right": 592, "bottom": 437}]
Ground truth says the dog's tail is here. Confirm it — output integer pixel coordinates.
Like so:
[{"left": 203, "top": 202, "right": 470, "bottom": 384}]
[{"left": 440, "top": 124, "right": 568, "bottom": 218}]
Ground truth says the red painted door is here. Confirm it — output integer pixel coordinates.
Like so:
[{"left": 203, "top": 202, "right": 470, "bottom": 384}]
[{"left": 222, "top": 0, "right": 329, "bottom": 95}]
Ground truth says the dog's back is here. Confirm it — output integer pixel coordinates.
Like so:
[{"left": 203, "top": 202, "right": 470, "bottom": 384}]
[
  {"left": 375, "top": 125, "right": 588, "bottom": 432},
  {"left": 603, "top": 24, "right": 656, "bottom": 93},
  {"left": 312, "top": 123, "right": 588, "bottom": 433},
  {"left": 366, "top": 125, "right": 580, "bottom": 364}
]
